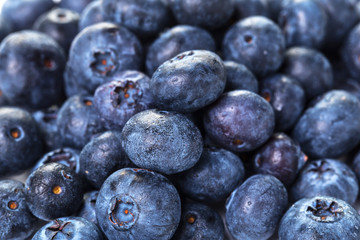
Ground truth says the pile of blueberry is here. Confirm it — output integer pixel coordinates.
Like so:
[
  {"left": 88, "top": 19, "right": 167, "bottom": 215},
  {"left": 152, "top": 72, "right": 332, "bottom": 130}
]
[{"left": 1, "top": 0, "right": 360, "bottom": 239}]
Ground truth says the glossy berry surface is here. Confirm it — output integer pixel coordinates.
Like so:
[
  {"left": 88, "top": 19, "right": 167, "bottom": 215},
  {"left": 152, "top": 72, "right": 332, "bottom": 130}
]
[
  {"left": 121, "top": 109, "right": 203, "bottom": 175},
  {"left": 0, "top": 179, "right": 37, "bottom": 240},
  {"left": 151, "top": 50, "right": 226, "bottom": 113},
  {"left": 25, "top": 162, "right": 84, "bottom": 221},
  {"left": 95, "top": 168, "right": 181, "bottom": 240}
]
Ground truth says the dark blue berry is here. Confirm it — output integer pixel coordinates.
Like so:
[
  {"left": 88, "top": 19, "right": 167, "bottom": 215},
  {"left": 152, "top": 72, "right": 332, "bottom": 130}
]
[
  {"left": 224, "top": 61, "right": 258, "bottom": 93},
  {"left": 78, "top": 0, "right": 104, "bottom": 31}
]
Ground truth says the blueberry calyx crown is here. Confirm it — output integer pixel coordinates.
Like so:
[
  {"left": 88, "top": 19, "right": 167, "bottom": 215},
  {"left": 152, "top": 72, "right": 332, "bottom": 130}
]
[
  {"left": 90, "top": 49, "right": 118, "bottom": 76},
  {"left": 108, "top": 194, "right": 139, "bottom": 230},
  {"left": 46, "top": 219, "right": 71, "bottom": 238},
  {"left": 44, "top": 149, "right": 76, "bottom": 171},
  {"left": 307, "top": 160, "right": 333, "bottom": 174},
  {"left": 110, "top": 81, "right": 142, "bottom": 108},
  {"left": 306, "top": 199, "right": 344, "bottom": 222}
]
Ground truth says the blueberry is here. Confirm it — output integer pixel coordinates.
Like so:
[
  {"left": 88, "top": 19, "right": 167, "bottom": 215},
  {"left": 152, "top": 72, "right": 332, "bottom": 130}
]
[
  {"left": 32, "top": 216, "right": 104, "bottom": 240},
  {"left": 203, "top": 90, "right": 275, "bottom": 152},
  {"left": 172, "top": 201, "right": 225, "bottom": 240},
  {"left": 95, "top": 168, "right": 181, "bottom": 240},
  {"left": 341, "top": 22, "right": 360, "bottom": 79},
  {"left": 170, "top": 0, "right": 234, "bottom": 30},
  {"left": 25, "top": 162, "right": 84, "bottom": 221},
  {"left": 58, "top": 0, "right": 94, "bottom": 13},
  {"left": 79, "top": 131, "right": 132, "bottom": 189},
  {"left": 174, "top": 146, "right": 245, "bottom": 203},
  {"left": 259, "top": 74, "right": 305, "bottom": 131},
  {"left": 281, "top": 47, "right": 333, "bottom": 100},
  {"left": 234, "top": 0, "right": 271, "bottom": 19},
  {"left": 121, "top": 109, "right": 203, "bottom": 175},
  {"left": 292, "top": 90, "right": 360, "bottom": 158},
  {"left": 0, "top": 107, "right": 43, "bottom": 177},
  {"left": 77, "top": 190, "right": 99, "bottom": 226},
  {"left": 78, "top": 0, "right": 104, "bottom": 31},
  {"left": 0, "top": 30, "right": 66, "bottom": 110},
  {"left": 222, "top": 16, "right": 285, "bottom": 77},
  {"left": 151, "top": 50, "right": 226, "bottom": 113},
  {"left": 64, "top": 22, "right": 143, "bottom": 96},
  {"left": 0, "top": 179, "right": 37, "bottom": 240},
  {"left": 252, "top": 132, "right": 303, "bottom": 187},
  {"left": 278, "top": 0, "right": 327, "bottom": 49},
  {"left": 278, "top": 196, "right": 360, "bottom": 240},
  {"left": 225, "top": 174, "right": 288, "bottom": 240},
  {"left": 224, "top": 61, "right": 258, "bottom": 93},
  {"left": 291, "top": 159, "right": 359, "bottom": 205},
  {"left": 94, "top": 70, "right": 154, "bottom": 130},
  {"left": 145, "top": 25, "right": 216, "bottom": 76}
]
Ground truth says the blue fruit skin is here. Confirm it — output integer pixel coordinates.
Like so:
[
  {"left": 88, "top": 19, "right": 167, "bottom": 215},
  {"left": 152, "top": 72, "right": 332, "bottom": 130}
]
[
  {"left": 222, "top": 16, "right": 285, "bottom": 78},
  {"left": 56, "top": 95, "right": 106, "bottom": 149},
  {"left": 175, "top": 146, "right": 245, "bottom": 203},
  {"left": 203, "top": 90, "right": 275, "bottom": 152},
  {"left": 226, "top": 174, "right": 288, "bottom": 240},
  {"left": 291, "top": 159, "right": 359, "bottom": 205},
  {"left": 79, "top": 131, "right": 133, "bottom": 189},
  {"left": 78, "top": 1, "right": 104, "bottom": 31},
  {"left": 77, "top": 191, "right": 99, "bottom": 226},
  {"left": 94, "top": 70, "right": 154, "bottom": 130},
  {"left": 0, "top": 107, "right": 43, "bottom": 177},
  {"left": 32, "top": 216, "right": 104, "bottom": 240},
  {"left": 234, "top": 0, "right": 271, "bottom": 19},
  {"left": 252, "top": 132, "right": 303, "bottom": 187},
  {"left": 0, "top": 30, "right": 66, "bottom": 110},
  {"left": 58, "top": 0, "right": 94, "bottom": 13},
  {"left": 33, "top": 8, "right": 80, "bottom": 54},
  {"left": 121, "top": 109, "right": 203, "bottom": 175},
  {"left": 146, "top": 25, "right": 216, "bottom": 76},
  {"left": 224, "top": 61, "right": 258, "bottom": 93},
  {"left": 293, "top": 90, "right": 360, "bottom": 159},
  {"left": 341, "top": 22, "right": 360, "bottom": 79},
  {"left": 259, "top": 74, "right": 305, "bottom": 131},
  {"left": 64, "top": 22, "right": 143, "bottom": 97},
  {"left": 278, "top": 0, "right": 327, "bottom": 49},
  {"left": 0, "top": 180, "right": 38, "bottom": 240},
  {"left": 172, "top": 201, "right": 225, "bottom": 240},
  {"left": 281, "top": 47, "right": 333, "bottom": 100},
  {"left": 279, "top": 196, "right": 360, "bottom": 240},
  {"left": 170, "top": 0, "right": 234, "bottom": 30},
  {"left": 101, "top": 0, "right": 172, "bottom": 38},
  {"left": 25, "top": 162, "right": 84, "bottom": 221},
  {"left": 95, "top": 168, "right": 181, "bottom": 240},
  {"left": 1, "top": 0, "right": 55, "bottom": 31},
  {"left": 151, "top": 50, "right": 226, "bottom": 113}
]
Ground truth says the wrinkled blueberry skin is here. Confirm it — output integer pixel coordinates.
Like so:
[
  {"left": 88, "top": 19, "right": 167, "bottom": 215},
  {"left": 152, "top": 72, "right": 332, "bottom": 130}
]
[
  {"left": 25, "top": 162, "right": 84, "bottom": 221},
  {"left": 79, "top": 131, "right": 132, "bottom": 189},
  {"left": 278, "top": 0, "right": 327, "bottom": 49},
  {"left": 281, "top": 47, "right": 333, "bottom": 100},
  {"left": 174, "top": 146, "right": 245, "bottom": 203},
  {"left": 146, "top": 25, "right": 216, "bottom": 76},
  {"left": 341, "top": 22, "right": 360, "bottom": 79},
  {"left": 0, "top": 30, "right": 66, "bottom": 110},
  {"left": 170, "top": 0, "right": 234, "bottom": 30},
  {"left": 222, "top": 16, "right": 285, "bottom": 78},
  {"left": 32, "top": 216, "right": 104, "bottom": 240},
  {"left": 56, "top": 95, "right": 106, "bottom": 149},
  {"left": 279, "top": 196, "right": 360, "bottom": 240},
  {"left": 101, "top": 0, "right": 172, "bottom": 38},
  {"left": 94, "top": 70, "right": 154, "bottom": 130},
  {"left": 0, "top": 180, "right": 38, "bottom": 240},
  {"left": 316, "top": 0, "right": 359, "bottom": 49},
  {"left": 58, "top": 0, "right": 94, "bottom": 13},
  {"left": 293, "top": 90, "right": 360, "bottom": 159},
  {"left": 121, "top": 109, "right": 203, "bottom": 175},
  {"left": 64, "top": 22, "right": 143, "bottom": 97},
  {"left": 259, "top": 74, "right": 305, "bottom": 131},
  {"left": 79, "top": 1, "right": 104, "bottom": 31},
  {"left": 226, "top": 174, "right": 288, "bottom": 240},
  {"left": 224, "top": 61, "right": 258, "bottom": 93},
  {"left": 151, "top": 50, "right": 226, "bottom": 113},
  {"left": 291, "top": 159, "right": 359, "bottom": 205},
  {"left": 96, "top": 168, "right": 181, "bottom": 240},
  {"left": 252, "top": 133, "right": 303, "bottom": 187},
  {"left": 32, "top": 105, "right": 62, "bottom": 151},
  {"left": 172, "top": 202, "right": 225, "bottom": 240},
  {"left": 77, "top": 191, "right": 99, "bottom": 226},
  {"left": 203, "top": 90, "right": 275, "bottom": 152},
  {"left": 0, "top": 0, "right": 55, "bottom": 31},
  {"left": 0, "top": 107, "right": 43, "bottom": 177},
  {"left": 33, "top": 8, "right": 80, "bottom": 54}
]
